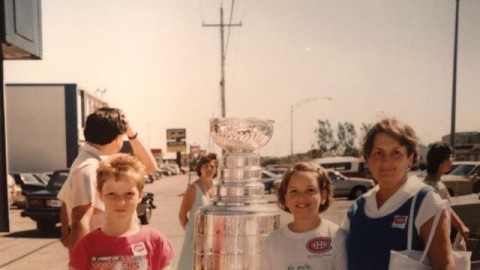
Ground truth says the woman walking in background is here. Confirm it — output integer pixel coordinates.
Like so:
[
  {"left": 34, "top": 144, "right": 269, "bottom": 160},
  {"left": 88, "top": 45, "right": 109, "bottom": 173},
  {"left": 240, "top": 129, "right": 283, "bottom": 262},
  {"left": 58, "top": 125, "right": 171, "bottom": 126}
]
[
  {"left": 177, "top": 154, "right": 218, "bottom": 270},
  {"left": 424, "top": 142, "right": 469, "bottom": 241}
]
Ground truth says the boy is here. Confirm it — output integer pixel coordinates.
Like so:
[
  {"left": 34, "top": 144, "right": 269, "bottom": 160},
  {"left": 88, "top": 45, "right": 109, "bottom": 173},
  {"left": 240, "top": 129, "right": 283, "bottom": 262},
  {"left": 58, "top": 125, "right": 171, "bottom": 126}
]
[{"left": 69, "top": 153, "right": 174, "bottom": 270}]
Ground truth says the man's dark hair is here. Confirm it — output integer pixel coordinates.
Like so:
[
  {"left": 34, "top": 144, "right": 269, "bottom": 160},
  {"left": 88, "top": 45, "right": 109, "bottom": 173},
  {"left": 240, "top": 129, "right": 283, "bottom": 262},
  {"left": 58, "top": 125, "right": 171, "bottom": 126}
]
[
  {"left": 84, "top": 107, "right": 127, "bottom": 145},
  {"left": 426, "top": 142, "right": 453, "bottom": 175}
]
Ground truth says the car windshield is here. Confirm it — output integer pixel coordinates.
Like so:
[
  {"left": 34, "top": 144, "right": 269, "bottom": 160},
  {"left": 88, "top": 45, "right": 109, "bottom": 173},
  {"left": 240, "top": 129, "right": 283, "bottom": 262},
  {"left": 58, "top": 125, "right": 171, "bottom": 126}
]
[
  {"left": 262, "top": 171, "right": 277, "bottom": 179},
  {"left": 448, "top": 164, "right": 476, "bottom": 176},
  {"left": 328, "top": 170, "right": 345, "bottom": 181},
  {"left": 48, "top": 171, "right": 69, "bottom": 190},
  {"left": 35, "top": 173, "right": 51, "bottom": 184},
  {"left": 20, "top": 174, "right": 45, "bottom": 185}
]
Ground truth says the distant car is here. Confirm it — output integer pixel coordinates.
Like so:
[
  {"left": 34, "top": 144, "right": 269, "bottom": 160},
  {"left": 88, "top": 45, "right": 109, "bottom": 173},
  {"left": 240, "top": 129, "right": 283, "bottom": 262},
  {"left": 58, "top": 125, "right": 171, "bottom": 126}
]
[
  {"left": 10, "top": 172, "right": 51, "bottom": 208},
  {"left": 313, "top": 156, "right": 370, "bottom": 179},
  {"left": 146, "top": 172, "right": 162, "bottom": 183},
  {"left": 327, "top": 170, "right": 375, "bottom": 199},
  {"left": 415, "top": 161, "right": 460, "bottom": 179},
  {"left": 163, "top": 164, "right": 181, "bottom": 175},
  {"left": 260, "top": 170, "right": 282, "bottom": 194},
  {"left": 21, "top": 169, "right": 156, "bottom": 231},
  {"left": 158, "top": 167, "right": 173, "bottom": 176},
  {"left": 267, "top": 167, "right": 287, "bottom": 177},
  {"left": 273, "top": 169, "right": 374, "bottom": 200},
  {"left": 442, "top": 161, "right": 480, "bottom": 196}
]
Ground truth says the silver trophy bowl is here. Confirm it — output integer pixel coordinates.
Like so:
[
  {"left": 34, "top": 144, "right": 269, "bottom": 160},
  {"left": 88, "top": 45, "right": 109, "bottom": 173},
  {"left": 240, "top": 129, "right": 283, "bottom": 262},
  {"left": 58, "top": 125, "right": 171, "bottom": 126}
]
[
  {"left": 195, "top": 118, "right": 280, "bottom": 269},
  {"left": 210, "top": 118, "right": 274, "bottom": 152}
]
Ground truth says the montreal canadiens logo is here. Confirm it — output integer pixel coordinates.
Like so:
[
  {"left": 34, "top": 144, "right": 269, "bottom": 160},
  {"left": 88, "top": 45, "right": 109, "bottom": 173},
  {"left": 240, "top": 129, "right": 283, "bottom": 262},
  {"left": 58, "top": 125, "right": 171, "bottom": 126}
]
[
  {"left": 306, "top": 237, "right": 332, "bottom": 253},
  {"left": 394, "top": 216, "right": 407, "bottom": 224}
]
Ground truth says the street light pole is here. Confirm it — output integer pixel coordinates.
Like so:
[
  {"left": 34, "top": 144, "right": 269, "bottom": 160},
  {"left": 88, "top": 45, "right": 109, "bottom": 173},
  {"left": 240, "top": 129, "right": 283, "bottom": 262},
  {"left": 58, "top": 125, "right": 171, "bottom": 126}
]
[
  {"left": 290, "top": 97, "right": 332, "bottom": 162},
  {"left": 450, "top": 0, "right": 460, "bottom": 150}
]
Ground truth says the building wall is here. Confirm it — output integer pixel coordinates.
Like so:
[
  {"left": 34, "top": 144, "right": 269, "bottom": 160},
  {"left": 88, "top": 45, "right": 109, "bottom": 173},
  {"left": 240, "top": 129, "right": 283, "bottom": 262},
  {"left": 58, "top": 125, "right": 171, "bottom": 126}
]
[
  {"left": 442, "top": 132, "right": 480, "bottom": 145},
  {"left": 5, "top": 84, "right": 108, "bottom": 172},
  {"left": 5, "top": 84, "right": 76, "bottom": 172}
]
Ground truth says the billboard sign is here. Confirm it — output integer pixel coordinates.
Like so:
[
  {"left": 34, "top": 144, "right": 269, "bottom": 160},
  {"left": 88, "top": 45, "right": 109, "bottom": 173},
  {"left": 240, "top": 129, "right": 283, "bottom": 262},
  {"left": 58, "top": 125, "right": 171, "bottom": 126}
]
[
  {"left": 166, "top": 128, "right": 186, "bottom": 140},
  {"left": 167, "top": 141, "right": 186, "bottom": 153}
]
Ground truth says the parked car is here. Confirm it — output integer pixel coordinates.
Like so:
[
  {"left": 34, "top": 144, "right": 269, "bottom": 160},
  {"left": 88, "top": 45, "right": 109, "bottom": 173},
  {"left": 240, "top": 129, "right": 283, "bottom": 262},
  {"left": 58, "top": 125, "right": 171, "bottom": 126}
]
[
  {"left": 158, "top": 167, "right": 173, "bottom": 176},
  {"left": 266, "top": 167, "right": 288, "bottom": 177},
  {"left": 273, "top": 169, "right": 374, "bottom": 200},
  {"left": 163, "top": 164, "right": 181, "bottom": 175},
  {"left": 260, "top": 170, "right": 282, "bottom": 194},
  {"left": 313, "top": 156, "right": 371, "bottom": 179},
  {"left": 21, "top": 169, "right": 156, "bottom": 231},
  {"left": 442, "top": 161, "right": 480, "bottom": 196},
  {"left": 327, "top": 170, "right": 375, "bottom": 199},
  {"left": 10, "top": 172, "right": 51, "bottom": 208},
  {"left": 414, "top": 161, "right": 460, "bottom": 179},
  {"left": 146, "top": 171, "right": 162, "bottom": 183}
]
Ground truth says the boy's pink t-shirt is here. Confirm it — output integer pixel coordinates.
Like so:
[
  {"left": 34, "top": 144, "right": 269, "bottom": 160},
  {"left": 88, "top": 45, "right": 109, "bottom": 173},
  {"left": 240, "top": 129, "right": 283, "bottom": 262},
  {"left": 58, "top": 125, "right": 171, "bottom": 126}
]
[{"left": 70, "top": 226, "right": 174, "bottom": 270}]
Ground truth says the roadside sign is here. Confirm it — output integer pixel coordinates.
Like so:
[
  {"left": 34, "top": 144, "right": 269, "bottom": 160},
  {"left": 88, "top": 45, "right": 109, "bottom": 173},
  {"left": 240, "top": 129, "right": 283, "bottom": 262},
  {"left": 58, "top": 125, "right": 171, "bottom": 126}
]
[
  {"left": 167, "top": 141, "right": 186, "bottom": 153},
  {"left": 166, "top": 128, "right": 186, "bottom": 140}
]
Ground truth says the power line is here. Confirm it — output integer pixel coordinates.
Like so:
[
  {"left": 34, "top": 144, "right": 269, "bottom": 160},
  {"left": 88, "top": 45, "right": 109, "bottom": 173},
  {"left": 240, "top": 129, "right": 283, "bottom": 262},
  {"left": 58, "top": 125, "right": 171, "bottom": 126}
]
[
  {"left": 225, "top": 0, "right": 236, "bottom": 56},
  {"left": 202, "top": 4, "right": 242, "bottom": 118}
]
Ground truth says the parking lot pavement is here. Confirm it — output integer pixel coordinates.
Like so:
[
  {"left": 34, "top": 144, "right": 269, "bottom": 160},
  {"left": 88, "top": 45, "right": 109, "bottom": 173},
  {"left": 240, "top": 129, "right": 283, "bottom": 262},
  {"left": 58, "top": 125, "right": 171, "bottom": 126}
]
[
  {"left": 0, "top": 173, "right": 353, "bottom": 270},
  {"left": 0, "top": 207, "right": 68, "bottom": 270}
]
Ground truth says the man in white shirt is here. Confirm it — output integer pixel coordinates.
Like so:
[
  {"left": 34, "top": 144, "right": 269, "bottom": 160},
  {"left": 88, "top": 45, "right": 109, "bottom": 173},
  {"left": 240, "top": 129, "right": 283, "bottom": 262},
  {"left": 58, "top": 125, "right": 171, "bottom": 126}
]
[{"left": 57, "top": 107, "right": 157, "bottom": 252}]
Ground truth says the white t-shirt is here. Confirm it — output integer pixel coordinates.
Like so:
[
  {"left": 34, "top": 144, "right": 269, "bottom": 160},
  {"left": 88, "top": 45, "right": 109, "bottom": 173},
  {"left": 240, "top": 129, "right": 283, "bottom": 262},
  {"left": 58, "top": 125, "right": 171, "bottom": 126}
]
[
  {"left": 260, "top": 218, "right": 339, "bottom": 270},
  {"left": 424, "top": 179, "right": 451, "bottom": 203},
  {"left": 57, "top": 143, "right": 106, "bottom": 230}
]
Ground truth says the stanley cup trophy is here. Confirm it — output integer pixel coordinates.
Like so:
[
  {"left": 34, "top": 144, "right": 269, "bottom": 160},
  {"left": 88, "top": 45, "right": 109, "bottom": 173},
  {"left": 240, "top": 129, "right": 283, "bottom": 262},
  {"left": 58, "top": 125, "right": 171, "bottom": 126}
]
[{"left": 194, "top": 118, "right": 281, "bottom": 269}]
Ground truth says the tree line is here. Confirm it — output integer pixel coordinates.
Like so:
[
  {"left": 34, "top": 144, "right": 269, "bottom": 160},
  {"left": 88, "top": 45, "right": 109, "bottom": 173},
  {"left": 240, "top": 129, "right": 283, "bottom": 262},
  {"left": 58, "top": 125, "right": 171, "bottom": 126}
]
[{"left": 261, "top": 120, "right": 369, "bottom": 167}]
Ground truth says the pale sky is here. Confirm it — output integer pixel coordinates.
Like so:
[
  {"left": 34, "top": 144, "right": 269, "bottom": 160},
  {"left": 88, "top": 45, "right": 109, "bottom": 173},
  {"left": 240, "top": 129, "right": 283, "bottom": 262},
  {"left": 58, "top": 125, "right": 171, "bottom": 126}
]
[{"left": 5, "top": 0, "right": 480, "bottom": 158}]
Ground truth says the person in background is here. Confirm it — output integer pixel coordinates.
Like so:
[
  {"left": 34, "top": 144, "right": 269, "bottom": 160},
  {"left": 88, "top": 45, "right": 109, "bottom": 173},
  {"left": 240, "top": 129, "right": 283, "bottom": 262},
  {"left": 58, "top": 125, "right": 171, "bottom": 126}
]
[
  {"left": 69, "top": 153, "right": 174, "bottom": 270},
  {"left": 58, "top": 107, "right": 157, "bottom": 252},
  {"left": 424, "top": 142, "right": 469, "bottom": 241},
  {"left": 260, "top": 161, "right": 339, "bottom": 270},
  {"left": 177, "top": 153, "right": 218, "bottom": 270},
  {"left": 338, "top": 118, "right": 454, "bottom": 269}
]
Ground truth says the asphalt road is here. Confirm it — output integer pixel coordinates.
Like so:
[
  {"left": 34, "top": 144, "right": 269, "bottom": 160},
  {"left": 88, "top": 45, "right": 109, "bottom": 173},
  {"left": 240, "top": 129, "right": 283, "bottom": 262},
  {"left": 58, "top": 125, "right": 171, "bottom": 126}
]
[{"left": 0, "top": 173, "right": 353, "bottom": 270}]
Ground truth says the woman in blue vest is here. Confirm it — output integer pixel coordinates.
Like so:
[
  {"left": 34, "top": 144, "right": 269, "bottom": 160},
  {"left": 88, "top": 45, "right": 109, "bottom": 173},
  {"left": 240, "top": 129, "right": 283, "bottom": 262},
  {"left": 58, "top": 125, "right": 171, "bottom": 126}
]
[{"left": 338, "top": 118, "right": 455, "bottom": 269}]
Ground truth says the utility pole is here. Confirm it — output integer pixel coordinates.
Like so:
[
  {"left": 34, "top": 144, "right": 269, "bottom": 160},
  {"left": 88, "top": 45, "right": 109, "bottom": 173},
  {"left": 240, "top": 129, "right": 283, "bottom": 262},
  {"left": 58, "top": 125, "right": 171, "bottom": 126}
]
[
  {"left": 450, "top": 0, "right": 460, "bottom": 151},
  {"left": 203, "top": 4, "right": 242, "bottom": 117}
]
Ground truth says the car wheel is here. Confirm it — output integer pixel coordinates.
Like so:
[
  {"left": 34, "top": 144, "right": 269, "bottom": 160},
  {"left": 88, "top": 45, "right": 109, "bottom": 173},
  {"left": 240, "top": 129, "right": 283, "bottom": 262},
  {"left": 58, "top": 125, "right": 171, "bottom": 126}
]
[
  {"left": 140, "top": 206, "right": 152, "bottom": 225},
  {"left": 349, "top": 187, "right": 366, "bottom": 200},
  {"left": 37, "top": 220, "right": 56, "bottom": 231},
  {"left": 472, "top": 182, "right": 480, "bottom": 194}
]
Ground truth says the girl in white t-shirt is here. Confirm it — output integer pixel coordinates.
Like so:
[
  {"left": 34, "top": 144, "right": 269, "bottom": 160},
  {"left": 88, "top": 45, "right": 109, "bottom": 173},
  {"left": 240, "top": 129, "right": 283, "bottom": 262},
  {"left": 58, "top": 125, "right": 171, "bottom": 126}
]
[{"left": 260, "top": 161, "right": 339, "bottom": 270}]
